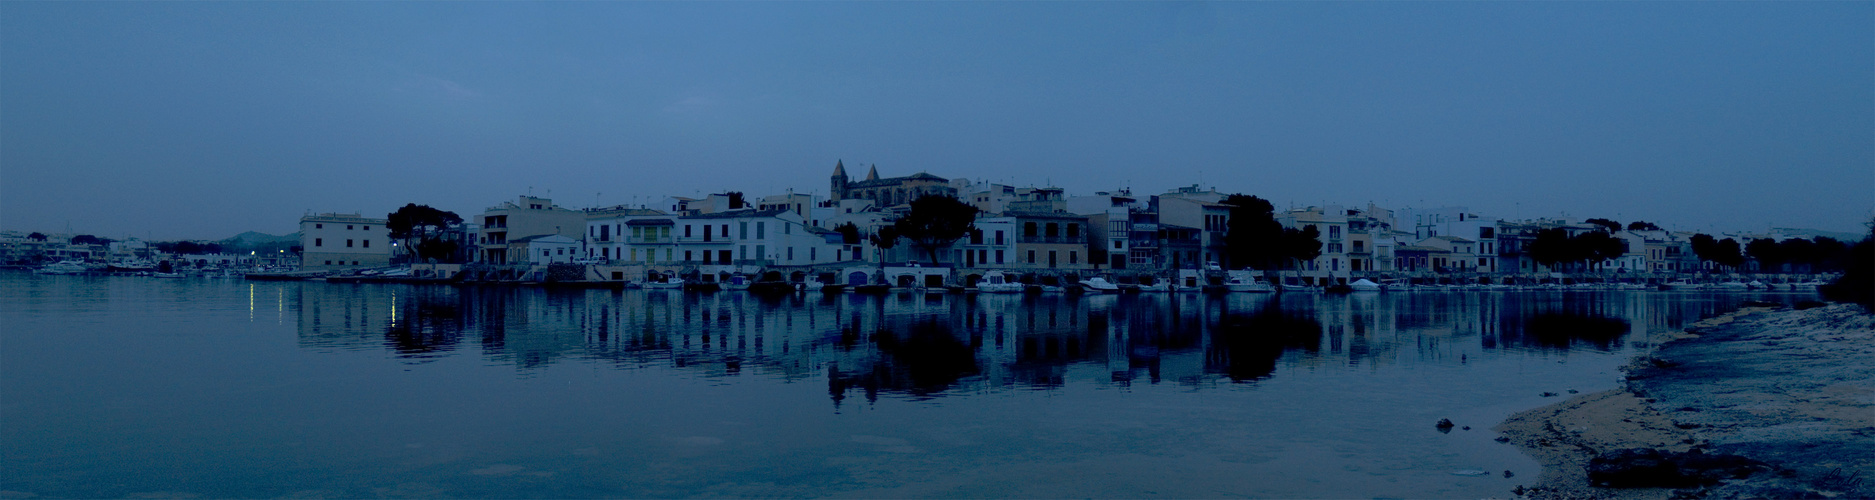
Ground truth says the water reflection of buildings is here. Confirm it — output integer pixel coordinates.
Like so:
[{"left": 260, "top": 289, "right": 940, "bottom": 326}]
[{"left": 288, "top": 285, "right": 1803, "bottom": 405}]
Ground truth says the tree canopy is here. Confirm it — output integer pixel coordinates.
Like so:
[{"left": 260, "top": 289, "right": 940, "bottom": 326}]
[
  {"left": 892, "top": 195, "right": 978, "bottom": 266},
  {"left": 1219, "top": 194, "right": 1326, "bottom": 271},
  {"left": 1585, "top": 218, "right": 1621, "bottom": 233},
  {"left": 387, "top": 203, "right": 465, "bottom": 264},
  {"left": 1626, "top": 221, "right": 1661, "bottom": 231},
  {"left": 1689, "top": 233, "right": 1745, "bottom": 270},
  {"left": 833, "top": 222, "right": 861, "bottom": 245},
  {"left": 69, "top": 234, "right": 110, "bottom": 246},
  {"left": 1529, "top": 228, "right": 1626, "bottom": 270}
]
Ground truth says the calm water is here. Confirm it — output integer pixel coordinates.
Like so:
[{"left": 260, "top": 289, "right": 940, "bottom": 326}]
[{"left": 0, "top": 271, "right": 1816, "bottom": 498}]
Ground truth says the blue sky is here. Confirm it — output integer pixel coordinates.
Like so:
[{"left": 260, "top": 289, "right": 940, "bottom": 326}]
[{"left": 3, "top": 2, "right": 1870, "bottom": 239}]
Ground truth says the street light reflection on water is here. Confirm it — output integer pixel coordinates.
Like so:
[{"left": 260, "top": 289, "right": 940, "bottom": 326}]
[{"left": 0, "top": 276, "right": 1814, "bottom": 498}]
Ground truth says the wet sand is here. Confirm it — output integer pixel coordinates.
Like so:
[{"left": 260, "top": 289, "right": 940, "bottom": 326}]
[{"left": 1495, "top": 304, "right": 1875, "bottom": 499}]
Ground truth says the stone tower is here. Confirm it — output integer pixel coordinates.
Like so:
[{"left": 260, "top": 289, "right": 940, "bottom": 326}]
[{"left": 830, "top": 160, "right": 849, "bottom": 201}]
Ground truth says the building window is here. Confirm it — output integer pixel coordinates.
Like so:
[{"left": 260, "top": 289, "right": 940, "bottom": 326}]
[
  {"left": 315, "top": 238, "right": 322, "bottom": 247},
  {"left": 1067, "top": 224, "right": 1079, "bottom": 238},
  {"left": 1025, "top": 223, "right": 1038, "bottom": 237},
  {"left": 363, "top": 226, "right": 370, "bottom": 231},
  {"left": 362, "top": 240, "right": 369, "bottom": 248},
  {"left": 685, "top": 250, "right": 693, "bottom": 261},
  {"left": 346, "top": 239, "right": 353, "bottom": 248},
  {"left": 316, "top": 224, "right": 323, "bottom": 229},
  {"left": 1046, "top": 223, "right": 1059, "bottom": 237},
  {"left": 995, "top": 231, "right": 1004, "bottom": 245},
  {"left": 685, "top": 225, "right": 693, "bottom": 238},
  {"left": 721, "top": 225, "right": 729, "bottom": 237},
  {"left": 1069, "top": 251, "right": 1078, "bottom": 264},
  {"left": 1330, "top": 226, "right": 1340, "bottom": 238},
  {"left": 325, "top": 260, "right": 332, "bottom": 265},
  {"left": 995, "top": 250, "right": 1004, "bottom": 264},
  {"left": 740, "top": 222, "right": 749, "bottom": 239},
  {"left": 347, "top": 225, "right": 353, "bottom": 230},
  {"left": 1028, "top": 250, "right": 1036, "bottom": 263},
  {"left": 1114, "top": 241, "right": 1122, "bottom": 249}
]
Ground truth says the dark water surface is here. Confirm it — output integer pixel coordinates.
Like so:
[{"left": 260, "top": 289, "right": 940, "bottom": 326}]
[{"left": 0, "top": 272, "right": 1817, "bottom": 498}]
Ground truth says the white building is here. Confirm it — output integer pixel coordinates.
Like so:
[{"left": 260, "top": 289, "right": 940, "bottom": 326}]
[
  {"left": 512, "top": 235, "right": 579, "bottom": 265},
  {"left": 299, "top": 213, "right": 391, "bottom": 270}
]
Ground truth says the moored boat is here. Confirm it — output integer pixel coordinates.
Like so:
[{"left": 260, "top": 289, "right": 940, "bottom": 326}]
[
  {"left": 1078, "top": 277, "right": 1121, "bottom": 293},
  {"left": 977, "top": 272, "right": 1024, "bottom": 293}
]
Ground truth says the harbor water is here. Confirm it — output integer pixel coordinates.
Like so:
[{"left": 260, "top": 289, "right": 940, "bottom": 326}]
[{"left": 0, "top": 272, "right": 1819, "bottom": 498}]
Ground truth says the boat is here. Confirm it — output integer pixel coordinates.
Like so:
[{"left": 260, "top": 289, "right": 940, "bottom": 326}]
[
  {"left": 721, "top": 275, "right": 751, "bottom": 291},
  {"left": 1078, "top": 277, "right": 1121, "bottom": 293},
  {"left": 1746, "top": 281, "right": 1768, "bottom": 290},
  {"left": 1137, "top": 282, "right": 1171, "bottom": 293},
  {"left": 1225, "top": 276, "right": 1275, "bottom": 293},
  {"left": 1715, "top": 281, "right": 1750, "bottom": 291},
  {"left": 152, "top": 272, "right": 184, "bottom": 278},
  {"left": 1662, "top": 280, "right": 1702, "bottom": 290},
  {"left": 1347, "top": 279, "right": 1383, "bottom": 292},
  {"left": 644, "top": 278, "right": 685, "bottom": 289},
  {"left": 977, "top": 272, "right": 1024, "bottom": 293},
  {"left": 1615, "top": 282, "right": 1651, "bottom": 291},
  {"left": 33, "top": 260, "right": 89, "bottom": 275},
  {"left": 803, "top": 280, "right": 826, "bottom": 291},
  {"left": 1279, "top": 283, "right": 1319, "bottom": 292}
]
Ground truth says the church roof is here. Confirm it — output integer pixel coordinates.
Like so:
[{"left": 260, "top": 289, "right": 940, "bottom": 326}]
[
  {"left": 865, "top": 164, "right": 879, "bottom": 181},
  {"left": 832, "top": 160, "right": 846, "bottom": 178}
]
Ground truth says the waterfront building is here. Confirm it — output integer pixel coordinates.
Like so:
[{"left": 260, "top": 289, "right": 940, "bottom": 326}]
[
  {"left": 756, "top": 192, "right": 816, "bottom": 222},
  {"left": 511, "top": 235, "right": 579, "bottom": 265},
  {"left": 675, "top": 209, "right": 851, "bottom": 267},
  {"left": 299, "top": 213, "right": 391, "bottom": 270},
  {"left": 1006, "top": 211, "right": 1094, "bottom": 271},
  {"left": 952, "top": 216, "right": 1017, "bottom": 271},
  {"left": 1069, "top": 191, "right": 1142, "bottom": 269},
  {"left": 1156, "top": 186, "right": 1232, "bottom": 269},
  {"left": 475, "top": 196, "right": 585, "bottom": 264},
  {"left": 1277, "top": 205, "right": 1352, "bottom": 282},
  {"left": 582, "top": 206, "right": 671, "bottom": 263}
]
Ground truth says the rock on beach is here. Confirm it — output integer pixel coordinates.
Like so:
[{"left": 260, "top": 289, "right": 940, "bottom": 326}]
[{"left": 1495, "top": 304, "right": 1874, "bottom": 500}]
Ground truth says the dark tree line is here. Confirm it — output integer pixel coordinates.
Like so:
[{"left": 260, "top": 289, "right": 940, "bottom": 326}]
[
  {"left": 387, "top": 203, "right": 466, "bottom": 264},
  {"left": 1221, "top": 194, "right": 1322, "bottom": 271},
  {"left": 1527, "top": 227, "right": 1627, "bottom": 270}
]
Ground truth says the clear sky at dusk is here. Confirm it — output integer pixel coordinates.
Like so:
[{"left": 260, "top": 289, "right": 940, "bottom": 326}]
[{"left": 3, "top": 2, "right": 1870, "bottom": 240}]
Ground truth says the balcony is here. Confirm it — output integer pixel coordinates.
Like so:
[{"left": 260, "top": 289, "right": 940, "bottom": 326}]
[
  {"left": 627, "top": 236, "right": 672, "bottom": 244},
  {"left": 1018, "top": 235, "right": 1086, "bottom": 244}
]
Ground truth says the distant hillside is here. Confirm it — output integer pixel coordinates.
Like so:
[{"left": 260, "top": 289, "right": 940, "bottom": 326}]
[{"left": 218, "top": 231, "right": 300, "bottom": 251}]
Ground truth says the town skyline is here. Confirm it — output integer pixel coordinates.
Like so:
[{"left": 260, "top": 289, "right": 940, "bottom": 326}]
[
  {"left": 4, "top": 2, "right": 1870, "bottom": 240},
  {"left": 3, "top": 160, "right": 1872, "bottom": 243}
]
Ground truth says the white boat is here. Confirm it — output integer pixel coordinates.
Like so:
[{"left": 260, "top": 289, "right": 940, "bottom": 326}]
[
  {"left": 1078, "top": 277, "right": 1121, "bottom": 293},
  {"left": 1280, "top": 283, "right": 1319, "bottom": 292},
  {"left": 803, "top": 280, "right": 826, "bottom": 291},
  {"left": 1746, "top": 281, "right": 1768, "bottom": 290},
  {"left": 1662, "top": 280, "right": 1703, "bottom": 290},
  {"left": 1348, "top": 279, "right": 1383, "bottom": 292},
  {"left": 1616, "top": 282, "right": 1651, "bottom": 291},
  {"left": 1225, "top": 276, "right": 1274, "bottom": 293},
  {"left": 1138, "top": 282, "right": 1171, "bottom": 293},
  {"left": 152, "top": 272, "right": 184, "bottom": 278},
  {"left": 34, "top": 260, "right": 89, "bottom": 275},
  {"left": 1037, "top": 285, "right": 1065, "bottom": 294},
  {"left": 722, "top": 276, "right": 751, "bottom": 291},
  {"left": 645, "top": 278, "right": 685, "bottom": 289},
  {"left": 977, "top": 272, "right": 1025, "bottom": 293},
  {"left": 1715, "top": 281, "right": 1750, "bottom": 291}
]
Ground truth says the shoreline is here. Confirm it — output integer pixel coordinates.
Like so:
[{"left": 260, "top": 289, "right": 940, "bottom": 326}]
[{"left": 1494, "top": 304, "right": 1874, "bottom": 499}]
